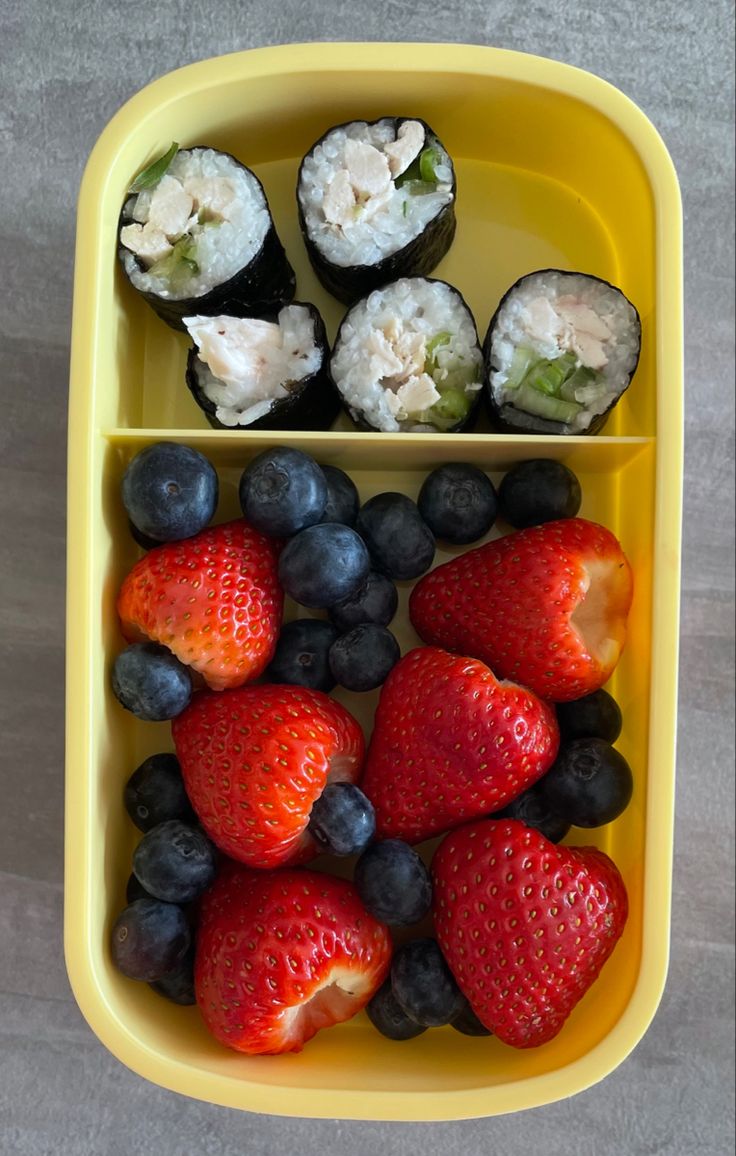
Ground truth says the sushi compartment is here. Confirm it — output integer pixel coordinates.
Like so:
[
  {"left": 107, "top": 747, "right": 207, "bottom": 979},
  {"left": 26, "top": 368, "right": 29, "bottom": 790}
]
[{"left": 67, "top": 45, "right": 682, "bottom": 1120}]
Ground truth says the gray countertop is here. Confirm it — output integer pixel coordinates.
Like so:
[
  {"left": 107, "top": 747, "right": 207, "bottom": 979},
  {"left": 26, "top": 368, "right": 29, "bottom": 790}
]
[{"left": 2, "top": 3, "right": 734, "bottom": 1153}]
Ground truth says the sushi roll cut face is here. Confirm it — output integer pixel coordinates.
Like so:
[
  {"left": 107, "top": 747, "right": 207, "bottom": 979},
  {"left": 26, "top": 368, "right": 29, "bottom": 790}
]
[
  {"left": 331, "top": 278, "right": 483, "bottom": 433},
  {"left": 185, "top": 306, "right": 323, "bottom": 428},
  {"left": 119, "top": 148, "right": 271, "bottom": 302},
  {"left": 486, "top": 270, "right": 641, "bottom": 434}
]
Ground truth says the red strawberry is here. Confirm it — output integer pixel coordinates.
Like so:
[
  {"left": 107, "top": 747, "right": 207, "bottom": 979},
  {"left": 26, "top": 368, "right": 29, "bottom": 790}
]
[
  {"left": 359, "top": 647, "right": 559, "bottom": 843},
  {"left": 117, "top": 519, "right": 283, "bottom": 691},
  {"left": 409, "top": 517, "right": 633, "bottom": 702},
  {"left": 432, "top": 819, "right": 628, "bottom": 1048},
  {"left": 172, "top": 684, "right": 365, "bottom": 868},
  {"left": 195, "top": 863, "right": 392, "bottom": 1054}
]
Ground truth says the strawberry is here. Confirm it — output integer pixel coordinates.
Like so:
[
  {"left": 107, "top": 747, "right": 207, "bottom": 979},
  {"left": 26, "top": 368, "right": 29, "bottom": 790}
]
[
  {"left": 171, "top": 684, "right": 365, "bottom": 868},
  {"left": 195, "top": 863, "right": 392, "bottom": 1054},
  {"left": 409, "top": 517, "right": 633, "bottom": 702},
  {"left": 432, "top": 819, "right": 628, "bottom": 1048},
  {"left": 359, "top": 647, "right": 559, "bottom": 844},
  {"left": 117, "top": 519, "right": 283, "bottom": 691}
]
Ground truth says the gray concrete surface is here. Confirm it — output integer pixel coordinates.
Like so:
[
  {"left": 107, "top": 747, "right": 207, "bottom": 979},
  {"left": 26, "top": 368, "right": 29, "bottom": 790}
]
[{"left": 1, "top": 2, "right": 734, "bottom": 1153}]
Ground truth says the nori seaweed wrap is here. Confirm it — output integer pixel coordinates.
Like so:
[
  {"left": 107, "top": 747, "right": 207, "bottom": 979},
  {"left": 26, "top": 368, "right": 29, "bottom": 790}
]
[
  {"left": 118, "top": 145, "right": 296, "bottom": 332},
  {"left": 483, "top": 269, "right": 642, "bottom": 435},
  {"left": 297, "top": 117, "right": 456, "bottom": 304}
]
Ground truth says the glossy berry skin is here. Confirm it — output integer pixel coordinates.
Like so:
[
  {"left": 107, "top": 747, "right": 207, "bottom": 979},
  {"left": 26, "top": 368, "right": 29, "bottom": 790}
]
[
  {"left": 307, "top": 782, "right": 375, "bottom": 856},
  {"left": 238, "top": 447, "right": 327, "bottom": 538},
  {"left": 328, "top": 625, "right": 401, "bottom": 692},
  {"left": 417, "top": 462, "right": 498, "bottom": 544},
  {"left": 556, "top": 689, "right": 623, "bottom": 744},
  {"left": 354, "top": 840, "right": 432, "bottom": 927},
  {"left": 122, "top": 442, "right": 218, "bottom": 543},
  {"left": 111, "top": 643, "right": 192, "bottom": 722},
  {"left": 195, "top": 865, "right": 392, "bottom": 1054},
  {"left": 117, "top": 519, "right": 283, "bottom": 692},
  {"left": 319, "top": 465, "right": 360, "bottom": 526},
  {"left": 432, "top": 819, "right": 628, "bottom": 1048},
  {"left": 365, "top": 980, "right": 428, "bottom": 1041},
  {"left": 150, "top": 943, "right": 196, "bottom": 1005},
  {"left": 132, "top": 820, "right": 217, "bottom": 904},
  {"left": 390, "top": 938, "right": 466, "bottom": 1027},
  {"left": 124, "top": 752, "right": 195, "bottom": 833},
  {"left": 278, "top": 523, "right": 370, "bottom": 609},
  {"left": 265, "top": 618, "right": 339, "bottom": 692},
  {"left": 356, "top": 493, "right": 435, "bottom": 581},
  {"left": 328, "top": 571, "right": 398, "bottom": 631},
  {"left": 492, "top": 783, "right": 571, "bottom": 844},
  {"left": 172, "top": 684, "right": 365, "bottom": 869},
  {"left": 450, "top": 1004, "right": 493, "bottom": 1037},
  {"left": 360, "top": 647, "right": 559, "bottom": 843},
  {"left": 540, "top": 739, "right": 634, "bottom": 828},
  {"left": 498, "top": 459, "right": 582, "bottom": 528},
  {"left": 110, "top": 899, "right": 191, "bottom": 982}
]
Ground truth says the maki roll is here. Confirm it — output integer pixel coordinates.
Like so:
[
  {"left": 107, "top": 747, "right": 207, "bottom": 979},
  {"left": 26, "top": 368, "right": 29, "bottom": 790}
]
[
  {"left": 184, "top": 304, "right": 339, "bottom": 431},
  {"left": 484, "top": 270, "right": 641, "bottom": 435},
  {"left": 330, "top": 277, "right": 483, "bottom": 433},
  {"left": 297, "top": 118, "right": 456, "bottom": 304},
  {"left": 118, "top": 144, "right": 296, "bottom": 331}
]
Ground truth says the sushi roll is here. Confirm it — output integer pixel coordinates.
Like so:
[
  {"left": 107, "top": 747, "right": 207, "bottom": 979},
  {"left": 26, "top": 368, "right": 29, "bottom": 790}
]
[
  {"left": 118, "top": 144, "right": 296, "bottom": 331},
  {"left": 297, "top": 118, "right": 456, "bottom": 304},
  {"left": 184, "top": 303, "right": 339, "bottom": 431},
  {"left": 330, "top": 277, "right": 483, "bottom": 433},
  {"left": 484, "top": 270, "right": 641, "bottom": 435}
]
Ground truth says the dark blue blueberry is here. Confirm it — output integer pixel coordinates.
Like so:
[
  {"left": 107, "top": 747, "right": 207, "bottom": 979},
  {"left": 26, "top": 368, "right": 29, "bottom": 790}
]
[
  {"left": 124, "top": 752, "right": 195, "bottom": 833},
  {"left": 498, "top": 459, "right": 582, "bottom": 528},
  {"left": 132, "top": 820, "right": 217, "bottom": 903},
  {"left": 111, "top": 643, "right": 192, "bottom": 722},
  {"left": 122, "top": 442, "right": 218, "bottom": 543},
  {"left": 328, "top": 625, "right": 400, "bottom": 692},
  {"left": 417, "top": 462, "right": 498, "bottom": 544},
  {"left": 307, "top": 782, "right": 375, "bottom": 856},
  {"left": 492, "top": 783, "right": 570, "bottom": 844},
  {"left": 278, "top": 523, "right": 370, "bottom": 609},
  {"left": 356, "top": 493, "right": 435, "bottom": 581},
  {"left": 328, "top": 571, "right": 398, "bottom": 632},
  {"left": 126, "top": 872, "right": 156, "bottom": 904},
  {"left": 128, "top": 519, "right": 163, "bottom": 551},
  {"left": 450, "top": 1004, "right": 493, "bottom": 1037},
  {"left": 265, "top": 618, "right": 339, "bottom": 692},
  {"left": 365, "top": 979, "right": 428, "bottom": 1041},
  {"left": 149, "top": 943, "right": 196, "bottom": 1005},
  {"left": 540, "top": 738, "right": 634, "bottom": 828},
  {"left": 354, "top": 840, "right": 432, "bottom": 926},
  {"left": 390, "top": 939, "right": 466, "bottom": 1027},
  {"left": 555, "top": 689, "right": 623, "bottom": 744},
  {"left": 110, "top": 899, "right": 191, "bottom": 982},
  {"left": 239, "top": 447, "right": 327, "bottom": 537},
  {"left": 319, "top": 465, "right": 360, "bottom": 526}
]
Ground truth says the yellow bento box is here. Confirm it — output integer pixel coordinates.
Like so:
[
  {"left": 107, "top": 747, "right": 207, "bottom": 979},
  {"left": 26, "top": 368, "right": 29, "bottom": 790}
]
[{"left": 65, "top": 42, "right": 683, "bottom": 1120}]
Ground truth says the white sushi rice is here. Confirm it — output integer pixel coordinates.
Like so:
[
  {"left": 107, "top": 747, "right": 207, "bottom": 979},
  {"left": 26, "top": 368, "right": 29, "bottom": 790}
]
[
  {"left": 489, "top": 270, "right": 640, "bottom": 431},
  {"left": 185, "top": 305, "right": 322, "bottom": 427},
  {"left": 331, "top": 278, "right": 482, "bottom": 433},
  {"left": 120, "top": 149, "right": 270, "bottom": 301},
  {"left": 298, "top": 120, "right": 454, "bottom": 269}
]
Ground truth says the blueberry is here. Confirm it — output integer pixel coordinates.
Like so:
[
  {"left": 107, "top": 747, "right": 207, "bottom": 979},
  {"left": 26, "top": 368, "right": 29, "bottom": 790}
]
[
  {"left": 450, "top": 1004, "right": 493, "bottom": 1037},
  {"left": 122, "top": 442, "right": 218, "bottom": 543},
  {"left": 391, "top": 939, "right": 466, "bottom": 1027},
  {"left": 111, "top": 643, "right": 192, "bottom": 722},
  {"left": 328, "top": 625, "right": 400, "bottom": 692},
  {"left": 540, "top": 738, "right": 634, "bottom": 828},
  {"left": 265, "top": 618, "right": 339, "bottom": 692},
  {"left": 239, "top": 447, "right": 327, "bottom": 537},
  {"left": 556, "top": 689, "right": 623, "bottom": 744},
  {"left": 110, "top": 899, "right": 191, "bottom": 982},
  {"left": 356, "top": 493, "right": 435, "bottom": 581},
  {"left": 278, "top": 523, "right": 370, "bottom": 609},
  {"left": 124, "top": 752, "right": 195, "bottom": 833},
  {"left": 354, "top": 840, "right": 432, "bottom": 926},
  {"left": 126, "top": 872, "right": 156, "bottom": 904},
  {"left": 498, "top": 459, "right": 582, "bottom": 528},
  {"left": 307, "top": 782, "right": 375, "bottom": 856},
  {"left": 319, "top": 465, "right": 360, "bottom": 526},
  {"left": 132, "top": 820, "right": 217, "bottom": 903},
  {"left": 492, "top": 783, "right": 570, "bottom": 844},
  {"left": 149, "top": 943, "right": 196, "bottom": 1005},
  {"left": 328, "top": 571, "right": 398, "bottom": 631},
  {"left": 128, "top": 519, "right": 163, "bottom": 551},
  {"left": 417, "top": 463, "right": 498, "bottom": 544},
  {"left": 365, "top": 979, "right": 428, "bottom": 1041}
]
